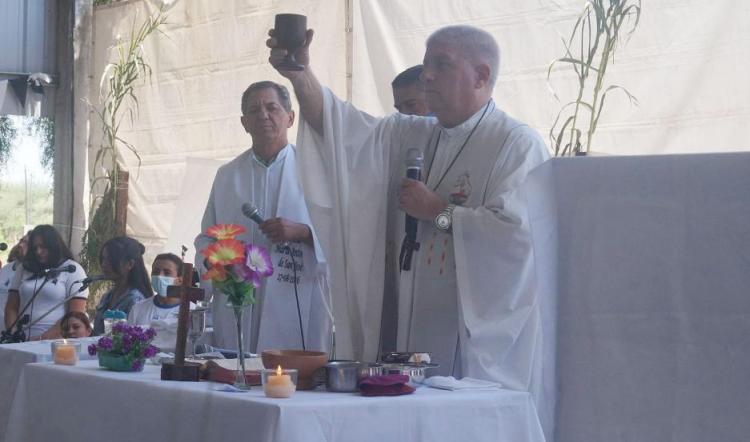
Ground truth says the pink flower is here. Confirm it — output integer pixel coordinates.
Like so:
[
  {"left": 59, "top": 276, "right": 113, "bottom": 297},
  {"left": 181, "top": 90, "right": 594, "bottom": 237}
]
[{"left": 245, "top": 244, "right": 273, "bottom": 278}]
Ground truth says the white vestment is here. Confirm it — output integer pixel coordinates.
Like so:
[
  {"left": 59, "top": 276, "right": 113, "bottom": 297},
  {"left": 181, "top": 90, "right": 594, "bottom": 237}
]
[
  {"left": 194, "top": 145, "right": 330, "bottom": 354},
  {"left": 296, "top": 88, "right": 548, "bottom": 396}
]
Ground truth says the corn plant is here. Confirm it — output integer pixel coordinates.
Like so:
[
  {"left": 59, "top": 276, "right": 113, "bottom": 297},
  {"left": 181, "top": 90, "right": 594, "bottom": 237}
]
[
  {"left": 81, "top": 7, "right": 166, "bottom": 307},
  {"left": 548, "top": 0, "right": 641, "bottom": 156}
]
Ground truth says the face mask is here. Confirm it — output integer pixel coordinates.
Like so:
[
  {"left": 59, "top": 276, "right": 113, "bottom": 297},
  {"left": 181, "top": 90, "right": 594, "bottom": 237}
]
[{"left": 151, "top": 275, "right": 176, "bottom": 297}]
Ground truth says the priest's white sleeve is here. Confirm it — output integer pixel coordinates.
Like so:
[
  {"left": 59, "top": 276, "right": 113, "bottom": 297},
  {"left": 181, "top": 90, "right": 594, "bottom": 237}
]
[
  {"left": 295, "top": 86, "right": 401, "bottom": 361},
  {"left": 451, "top": 125, "right": 549, "bottom": 395}
]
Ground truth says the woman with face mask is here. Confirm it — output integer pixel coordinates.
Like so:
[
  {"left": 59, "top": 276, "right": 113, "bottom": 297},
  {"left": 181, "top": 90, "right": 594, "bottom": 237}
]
[
  {"left": 93, "top": 237, "right": 154, "bottom": 335},
  {"left": 128, "top": 253, "right": 192, "bottom": 352}
]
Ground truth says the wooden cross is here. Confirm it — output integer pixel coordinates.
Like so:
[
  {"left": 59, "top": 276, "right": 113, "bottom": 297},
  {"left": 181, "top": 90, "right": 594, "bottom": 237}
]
[{"left": 160, "top": 263, "right": 203, "bottom": 382}]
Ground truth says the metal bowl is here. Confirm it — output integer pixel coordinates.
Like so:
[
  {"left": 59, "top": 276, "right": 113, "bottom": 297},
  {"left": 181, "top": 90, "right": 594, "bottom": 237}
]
[
  {"left": 324, "top": 360, "right": 362, "bottom": 392},
  {"left": 380, "top": 352, "right": 432, "bottom": 365},
  {"left": 358, "top": 362, "right": 383, "bottom": 379},
  {"left": 382, "top": 363, "right": 439, "bottom": 384}
]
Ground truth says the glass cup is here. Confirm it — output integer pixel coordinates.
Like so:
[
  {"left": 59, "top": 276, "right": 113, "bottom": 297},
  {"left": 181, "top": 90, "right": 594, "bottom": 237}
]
[
  {"left": 273, "top": 13, "right": 307, "bottom": 71},
  {"left": 262, "top": 367, "right": 298, "bottom": 398},
  {"left": 51, "top": 340, "right": 81, "bottom": 366}
]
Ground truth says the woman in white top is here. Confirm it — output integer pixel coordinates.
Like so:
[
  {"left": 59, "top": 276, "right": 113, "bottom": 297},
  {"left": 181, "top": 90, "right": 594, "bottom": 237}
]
[{"left": 4, "top": 225, "right": 89, "bottom": 341}]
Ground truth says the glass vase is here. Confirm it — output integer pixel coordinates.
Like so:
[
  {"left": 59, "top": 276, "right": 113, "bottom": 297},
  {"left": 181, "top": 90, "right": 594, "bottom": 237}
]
[{"left": 230, "top": 303, "right": 251, "bottom": 390}]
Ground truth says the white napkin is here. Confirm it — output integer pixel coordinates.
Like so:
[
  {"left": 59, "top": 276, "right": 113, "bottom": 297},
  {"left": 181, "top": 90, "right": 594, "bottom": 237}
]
[{"left": 422, "top": 376, "right": 503, "bottom": 391}]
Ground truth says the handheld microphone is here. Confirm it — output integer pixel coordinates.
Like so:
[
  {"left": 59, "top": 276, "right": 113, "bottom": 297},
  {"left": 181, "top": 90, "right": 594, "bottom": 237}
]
[
  {"left": 44, "top": 264, "right": 77, "bottom": 276},
  {"left": 0, "top": 243, "right": 7, "bottom": 251},
  {"left": 404, "top": 148, "right": 423, "bottom": 236},
  {"left": 241, "top": 203, "right": 265, "bottom": 225},
  {"left": 400, "top": 149, "right": 423, "bottom": 271},
  {"left": 242, "top": 203, "right": 290, "bottom": 248}
]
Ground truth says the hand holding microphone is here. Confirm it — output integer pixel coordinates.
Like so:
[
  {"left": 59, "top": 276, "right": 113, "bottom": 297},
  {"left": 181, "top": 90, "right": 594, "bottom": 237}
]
[
  {"left": 399, "top": 149, "right": 446, "bottom": 221},
  {"left": 241, "top": 203, "right": 311, "bottom": 244}
]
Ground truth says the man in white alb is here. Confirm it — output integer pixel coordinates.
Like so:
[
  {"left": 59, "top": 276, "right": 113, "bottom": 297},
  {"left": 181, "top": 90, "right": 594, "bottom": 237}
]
[
  {"left": 194, "top": 81, "right": 330, "bottom": 354},
  {"left": 267, "top": 25, "right": 549, "bottom": 396}
]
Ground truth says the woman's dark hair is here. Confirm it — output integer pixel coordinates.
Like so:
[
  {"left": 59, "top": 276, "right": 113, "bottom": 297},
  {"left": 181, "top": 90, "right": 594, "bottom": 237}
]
[
  {"left": 61, "top": 311, "right": 92, "bottom": 334},
  {"left": 100, "top": 236, "right": 154, "bottom": 298},
  {"left": 22, "top": 225, "right": 74, "bottom": 275},
  {"left": 153, "top": 253, "right": 184, "bottom": 276}
]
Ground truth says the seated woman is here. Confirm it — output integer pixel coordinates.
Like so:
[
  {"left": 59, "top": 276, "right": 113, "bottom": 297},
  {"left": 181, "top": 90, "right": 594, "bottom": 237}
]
[
  {"left": 61, "top": 311, "right": 93, "bottom": 338},
  {"left": 0, "top": 236, "right": 28, "bottom": 328},
  {"left": 4, "top": 225, "right": 88, "bottom": 340},
  {"left": 93, "top": 236, "right": 153, "bottom": 335},
  {"left": 129, "top": 253, "right": 193, "bottom": 352}
]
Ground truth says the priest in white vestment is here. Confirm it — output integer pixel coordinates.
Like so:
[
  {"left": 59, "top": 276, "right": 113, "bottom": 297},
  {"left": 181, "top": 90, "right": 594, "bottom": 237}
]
[
  {"left": 267, "top": 25, "right": 549, "bottom": 396},
  {"left": 194, "top": 81, "right": 330, "bottom": 354}
]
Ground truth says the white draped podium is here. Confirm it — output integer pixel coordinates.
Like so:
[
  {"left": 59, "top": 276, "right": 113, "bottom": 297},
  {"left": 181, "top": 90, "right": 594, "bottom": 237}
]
[
  {"left": 526, "top": 153, "right": 750, "bottom": 442},
  {"left": 6, "top": 360, "right": 545, "bottom": 442}
]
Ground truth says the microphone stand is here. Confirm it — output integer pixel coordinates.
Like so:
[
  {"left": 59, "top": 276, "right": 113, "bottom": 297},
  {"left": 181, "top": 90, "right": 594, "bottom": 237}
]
[{"left": 22, "top": 281, "right": 86, "bottom": 337}]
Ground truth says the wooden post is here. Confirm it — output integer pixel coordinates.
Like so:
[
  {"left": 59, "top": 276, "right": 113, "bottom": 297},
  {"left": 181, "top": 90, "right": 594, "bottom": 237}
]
[
  {"left": 114, "top": 170, "right": 129, "bottom": 236},
  {"left": 160, "top": 263, "right": 203, "bottom": 381}
]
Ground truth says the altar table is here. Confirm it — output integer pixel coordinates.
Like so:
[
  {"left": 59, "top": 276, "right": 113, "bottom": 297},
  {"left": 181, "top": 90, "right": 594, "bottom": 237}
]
[{"left": 5, "top": 360, "right": 545, "bottom": 442}]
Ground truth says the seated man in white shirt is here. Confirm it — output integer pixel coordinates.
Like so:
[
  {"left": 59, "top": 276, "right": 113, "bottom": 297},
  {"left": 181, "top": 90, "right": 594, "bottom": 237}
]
[{"left": 128, "top": 253, "right": 192, "bottom": 351}]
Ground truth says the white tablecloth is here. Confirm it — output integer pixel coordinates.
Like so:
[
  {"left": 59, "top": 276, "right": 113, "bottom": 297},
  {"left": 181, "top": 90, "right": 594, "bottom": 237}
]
[
  {"left": 6, "top": 360, "right": 545, "bottom": 442},
  {"left": 0, "top": 338, "right": 97, "bottom": 442}
]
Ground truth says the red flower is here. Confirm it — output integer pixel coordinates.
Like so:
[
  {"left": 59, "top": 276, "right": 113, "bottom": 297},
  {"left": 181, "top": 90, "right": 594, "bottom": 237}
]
[
  {"left": 206, "top": 224, "right": 246, "bottom": 240},
  {"left": 201, "top": 239, "right": 245, "bottom": 266},
  {"left": 202, "top": 265, "right": 229, "bottom": 282}
]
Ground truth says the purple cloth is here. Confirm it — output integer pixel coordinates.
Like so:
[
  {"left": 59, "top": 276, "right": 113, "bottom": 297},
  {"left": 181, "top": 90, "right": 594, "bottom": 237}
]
[{"left": 358, "top": 374, "right": 416, "bottom": 396}]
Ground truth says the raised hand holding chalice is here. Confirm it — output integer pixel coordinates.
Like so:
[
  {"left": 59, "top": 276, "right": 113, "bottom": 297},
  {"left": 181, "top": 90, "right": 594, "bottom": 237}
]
[{"left": 273, "top": 14, "right": 307, "bottom": 71}]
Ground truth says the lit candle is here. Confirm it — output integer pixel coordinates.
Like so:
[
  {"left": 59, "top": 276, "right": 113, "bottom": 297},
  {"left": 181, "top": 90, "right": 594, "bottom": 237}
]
[
  {"left": 52, "top": 340, "right": 79, "bottom": 366},
  {"left": 263, "top": 365, "right": 297, "bottom": 398}
]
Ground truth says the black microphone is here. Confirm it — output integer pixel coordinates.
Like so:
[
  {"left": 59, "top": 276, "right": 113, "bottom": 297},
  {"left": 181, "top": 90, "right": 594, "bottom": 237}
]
[
  {"left": 44, "top": 264, "right": 77, "bottom": 276},
  {"left": 241, "top": 203, "right": 265, "bottom": 225},
  {"left": 404, "top": 148, "right": 423, "bottom": 238},
  {"left": 76, "top": 275, "right": 110, "bottom": 293},
  {"left": 0, "top": 243, "right": 7, "bottom": 251},
  {"left": 242, "top": 203, "right": 291, "bottom": 248},
  {"left": 400, "top": 149, "right": 423, "bottom": 271}
]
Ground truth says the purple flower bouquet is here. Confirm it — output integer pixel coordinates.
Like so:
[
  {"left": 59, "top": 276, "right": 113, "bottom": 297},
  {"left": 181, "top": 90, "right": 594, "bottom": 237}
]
[{"left": 88, "top": 322, "right": 159, "bottom": 372}]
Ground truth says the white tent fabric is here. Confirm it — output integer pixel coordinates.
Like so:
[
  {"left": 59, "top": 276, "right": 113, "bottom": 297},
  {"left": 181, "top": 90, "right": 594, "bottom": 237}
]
[
  {"left": 90, "top": 0, "right": 347, "bottom": 262},
  {"left": 88, "top": 0, "right": 750, "bottom": 262},
  {"left": 526, "top": 153, "right": 750, "bottom": 442}
]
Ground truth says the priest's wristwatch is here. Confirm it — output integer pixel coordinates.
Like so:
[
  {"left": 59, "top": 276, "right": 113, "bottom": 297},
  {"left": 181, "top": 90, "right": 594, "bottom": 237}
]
[{"left": 435, "top": 204, "right": 456, "bottom": 233}]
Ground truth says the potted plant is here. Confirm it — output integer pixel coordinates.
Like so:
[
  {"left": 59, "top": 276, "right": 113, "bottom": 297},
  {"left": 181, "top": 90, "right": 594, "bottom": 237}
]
[
  {"left": 88, "top": 322, "right": 159, "bottom": 372},
  {"left": 547, "top": 0, "right": 642, "bottom": 156}
]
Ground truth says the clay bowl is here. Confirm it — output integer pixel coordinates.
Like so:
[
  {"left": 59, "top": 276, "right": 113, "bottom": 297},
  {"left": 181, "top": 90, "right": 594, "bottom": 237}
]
[{"left": 261, "top": 349, "right": 328, "bottom": 390}]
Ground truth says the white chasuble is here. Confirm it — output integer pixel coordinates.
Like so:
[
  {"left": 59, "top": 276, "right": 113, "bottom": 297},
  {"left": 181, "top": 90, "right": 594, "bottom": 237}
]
[
  {"left": 195, "top": 145, "right": 330, "bottom": 354},
  {"left": 296, "top": 87, "right": 548, "bottom": 398}
]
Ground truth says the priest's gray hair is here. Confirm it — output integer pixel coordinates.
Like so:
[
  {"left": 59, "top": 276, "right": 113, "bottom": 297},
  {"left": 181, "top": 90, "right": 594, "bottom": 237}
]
[
  {"left": 241, "top": 81, "right": 293, "bottom": 114},
  {"left": 426, "top": 25, "right": 500, "bottom": 87}
]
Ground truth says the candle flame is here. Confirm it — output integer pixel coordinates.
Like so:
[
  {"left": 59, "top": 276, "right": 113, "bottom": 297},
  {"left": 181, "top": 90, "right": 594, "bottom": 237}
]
[{"left": 276, "top": 365, "right": 282, "bottom": 376}]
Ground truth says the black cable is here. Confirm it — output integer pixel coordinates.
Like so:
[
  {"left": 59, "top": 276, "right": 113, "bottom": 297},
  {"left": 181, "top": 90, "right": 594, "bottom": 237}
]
[{"left": 285, "top": 244, "right": 305, "bottom": 351}]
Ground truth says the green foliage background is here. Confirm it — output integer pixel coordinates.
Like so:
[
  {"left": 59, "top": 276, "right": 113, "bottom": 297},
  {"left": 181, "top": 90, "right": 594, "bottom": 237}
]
[{"left": 0, "top": 182, "right": 54, "bottom": 262}]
